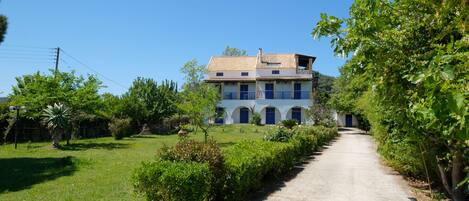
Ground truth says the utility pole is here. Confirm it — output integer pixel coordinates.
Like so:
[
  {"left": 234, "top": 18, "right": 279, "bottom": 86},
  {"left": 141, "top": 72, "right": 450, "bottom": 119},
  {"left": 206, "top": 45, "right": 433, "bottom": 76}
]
[{"left": 54, "top": 47, "right": 60, "bottom": 76}]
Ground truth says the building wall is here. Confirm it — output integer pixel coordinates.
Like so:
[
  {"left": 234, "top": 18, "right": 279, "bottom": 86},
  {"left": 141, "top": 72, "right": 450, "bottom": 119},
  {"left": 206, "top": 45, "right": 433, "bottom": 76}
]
[
  {"left": 256, "top": 68, "right": 311, "bottom": 79},
  {"left": 208, "top": 70, "right": 256, "bottom": 79},
  {"left": 332, "top": 111, "right": 359, "bottom": 127},
  {"left": 218, "top": 99, "right": 311, "bottom": 125}
]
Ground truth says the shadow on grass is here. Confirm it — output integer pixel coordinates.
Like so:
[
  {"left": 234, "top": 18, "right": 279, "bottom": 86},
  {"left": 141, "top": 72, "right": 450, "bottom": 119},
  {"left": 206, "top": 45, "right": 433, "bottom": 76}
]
[
  {"left": 218, "top": 142, "right": 236, "bottom": 148},
  {"left": 60, "top": 142, "right": 129, "bottom": 151},
  {"left": 0, "top": 156, "right": 77, "bottom": 193}
]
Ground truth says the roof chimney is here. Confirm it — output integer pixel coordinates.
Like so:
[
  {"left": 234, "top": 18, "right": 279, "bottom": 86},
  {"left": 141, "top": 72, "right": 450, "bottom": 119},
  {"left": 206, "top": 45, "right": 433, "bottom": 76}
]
[{"left": 257, "top": 48, "right": 263, "bottom": 64}]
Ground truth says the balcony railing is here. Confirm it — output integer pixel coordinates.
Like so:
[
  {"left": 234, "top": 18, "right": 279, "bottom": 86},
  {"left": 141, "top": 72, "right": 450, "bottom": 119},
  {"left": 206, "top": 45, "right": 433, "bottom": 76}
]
[
  {"left": 224, "top": 90, "right": 310, "bottom": 100},
  {"left": 260, "top": 90, "right": 310, "bottom": 100},
  {"left": 223, "top": 92, "right": 237, "bottom": 100},
  {"left": 223, "top": 91, "right": 256, "bottom": 100},
  {"left": 240, "top": 91, "right": 256, "bottom": 100}
]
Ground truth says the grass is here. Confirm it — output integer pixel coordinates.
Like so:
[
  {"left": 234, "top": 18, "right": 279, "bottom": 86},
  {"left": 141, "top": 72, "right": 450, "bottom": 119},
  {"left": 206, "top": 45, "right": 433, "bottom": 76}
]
[{"left": 0, "top": 124, "right": 267, "bottom": 201}]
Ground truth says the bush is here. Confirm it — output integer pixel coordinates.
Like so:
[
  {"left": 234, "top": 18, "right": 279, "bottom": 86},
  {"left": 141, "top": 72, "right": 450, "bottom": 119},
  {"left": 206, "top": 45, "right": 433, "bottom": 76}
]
[
  {"left": 158, "top": 139, "right": 224, "bottom": 200},
  {"left": 249, "top": 112, "right": 261, "bottom": 125},
  {"left": 296, "top": 125, "right": 338, "bottom": 145},
  {"left": 132, "top": 160, "right": 212, "bottom": 201},
  {"left": 108, "top": 118, "right": 132, "bottom": 140},
  {"left": 222, "top": 140, "right": 300, "bottom": 200},
  {"left": 281, "top": 119, "right": 298, "bottom": 129},
  {"left": 264, "top": 126, "right": 294, "bottom": 142}
]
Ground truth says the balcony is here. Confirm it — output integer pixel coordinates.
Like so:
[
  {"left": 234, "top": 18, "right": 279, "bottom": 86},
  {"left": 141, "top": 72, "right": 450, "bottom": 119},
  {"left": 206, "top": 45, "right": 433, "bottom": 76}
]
[
  {"left": 223, "top": 91, "right": 255, "bottom": 100},
  {"left": 223, "top": 90, "right": 310, "bottom": 100},
  {"left": 259, "top": 90, "right": 310, "bottom": 100}
]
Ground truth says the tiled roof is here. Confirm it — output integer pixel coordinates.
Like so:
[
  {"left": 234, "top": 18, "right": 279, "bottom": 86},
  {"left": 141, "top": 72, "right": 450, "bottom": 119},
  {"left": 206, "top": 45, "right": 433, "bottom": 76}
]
[{"left": 207, "top": 56, "right": 257, "bottom": 71}]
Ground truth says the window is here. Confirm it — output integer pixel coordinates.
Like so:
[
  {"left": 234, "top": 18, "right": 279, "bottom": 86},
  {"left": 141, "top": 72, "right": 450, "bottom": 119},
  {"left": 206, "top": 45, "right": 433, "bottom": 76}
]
[
  {"left": 267, "top": 63, "right": 281, "bottom": 67},
  {"left": 272, "top": 70, "right": 280, "bottom": 74},
  {"left": 241, "top": 72, "right": 249, "bottom": 76},
  {"left": 216, "top": 72, "right": 224, "bottom": 76}
]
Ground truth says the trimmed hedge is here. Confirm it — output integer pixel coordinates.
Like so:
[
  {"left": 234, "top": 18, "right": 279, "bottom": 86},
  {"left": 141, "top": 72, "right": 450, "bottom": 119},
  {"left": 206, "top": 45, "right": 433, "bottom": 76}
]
[
  {"left": 132, "top": 160, "right": 212, "bottom": 201},
  {"left": 132, "top": 126, "right": 338, "bottom": 201}
]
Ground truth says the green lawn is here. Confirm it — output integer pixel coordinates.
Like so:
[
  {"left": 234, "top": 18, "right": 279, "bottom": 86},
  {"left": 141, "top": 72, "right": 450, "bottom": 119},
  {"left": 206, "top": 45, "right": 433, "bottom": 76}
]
[{"left": 0, "top": 125, "right": 267, "bottom": 201}]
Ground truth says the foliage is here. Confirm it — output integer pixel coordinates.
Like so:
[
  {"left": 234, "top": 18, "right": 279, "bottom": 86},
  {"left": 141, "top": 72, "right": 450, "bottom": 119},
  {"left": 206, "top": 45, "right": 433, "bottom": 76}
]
[
  {"left": 41, "top": 103, "right": 71, "bottom": 148},
  {"left": 0, "top": 14, "right": 7, "bottom": 45},
  {"left": 264, "top": 126, "right": 294, "bottom": 142},
  {"left": 121, "top": 78, "right": 178, "bottom": 130},
  {"left": 158, "top": 139, "right": 224, "bottom": 199},
  {"left": 108, "top": 118, "right": 132, "bottom": 140},
  {"left": 222, "top": 46, "right": 248, "bottom": 56},
  {"left": 313, "top": 0, "right": 469, "bottom": 199},
  {"left": 132, "top": 160, "right": 212, "bottom": 201},
  {"left": 312, "top": 71, "right": 335, "bottom": 104},
  {"left": 178, "top": 59, "right": 220, "bottom": 142},
  {"left": 9, "top": 70, "right": 103, "bottom": 121},
  {"left": 249, "top": 112, "right": 261, "bottom": 125},
  {"left": 306, "top": 103, "right": 335, "bottom": 127},
  {"left": 281, "top": 119, "right": 298, "bottom": 129}
]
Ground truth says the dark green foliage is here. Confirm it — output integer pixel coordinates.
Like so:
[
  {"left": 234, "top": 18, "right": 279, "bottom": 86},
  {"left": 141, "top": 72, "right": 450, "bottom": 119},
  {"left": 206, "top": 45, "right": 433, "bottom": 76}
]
[
  {"left": 312, "top": 71, "right": 335, "bottom": 104},
  {"left": 281, "top": 119, "right": 298, "bottom": 129},
  {"left": 132, "top": 160, "right": 212, "bottom": 201},
  {"left": 0, "top": 15, "right": 7, "bottom": 45},
  {"left": 249, "top": 112, "right": 261, "bottom": 125},
  {"left": 108, "top": 118, "right": 132, "bottom": 140},
  {"left": 122, "top": 78, "right": 179, "bottom": 129}
]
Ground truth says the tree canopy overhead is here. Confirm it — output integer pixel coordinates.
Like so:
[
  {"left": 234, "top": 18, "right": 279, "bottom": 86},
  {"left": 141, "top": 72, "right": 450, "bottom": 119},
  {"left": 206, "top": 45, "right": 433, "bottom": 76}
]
[
  {"left": 0, "top": 14, "right": 7, "bottom": 45},
  {"left": 222, "top": 46, "right": 248, "bottom": 56},
  {"left": 314, "top": 0, "right": 468, "bottom": 200}
]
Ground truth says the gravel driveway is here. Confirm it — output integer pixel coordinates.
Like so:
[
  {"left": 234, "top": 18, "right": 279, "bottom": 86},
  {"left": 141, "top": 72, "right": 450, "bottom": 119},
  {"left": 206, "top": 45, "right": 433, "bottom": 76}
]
[{"left": 255, "top": 128, "right": 414, "bottom": 201}]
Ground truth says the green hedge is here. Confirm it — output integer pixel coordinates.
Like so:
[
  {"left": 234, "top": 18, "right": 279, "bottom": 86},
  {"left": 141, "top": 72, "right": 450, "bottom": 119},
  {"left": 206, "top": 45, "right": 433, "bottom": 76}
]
[
  {"left": 132, "top": 126, "right": 338, "bottom": 201},
  {"left": 132, "top": 160, "right": 212, "bottom": 201}
]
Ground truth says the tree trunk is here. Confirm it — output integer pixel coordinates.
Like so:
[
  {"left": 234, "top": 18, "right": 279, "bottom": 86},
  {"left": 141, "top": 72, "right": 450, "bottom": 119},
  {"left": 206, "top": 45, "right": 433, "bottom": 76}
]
[
  {"left": 436, "top": 156, "right": 452, "bottom": 197},
  {"left": 451, "top": 150, "right": 465, "bottom": 201},
  {"left": 51, "top": 131, "right": 62, "bottom": 149}
]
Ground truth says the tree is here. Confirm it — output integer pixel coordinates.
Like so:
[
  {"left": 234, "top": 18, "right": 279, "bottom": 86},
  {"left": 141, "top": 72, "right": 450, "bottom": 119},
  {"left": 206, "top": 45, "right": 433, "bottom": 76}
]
[
  {"left": 222, "top": 46, "right": 247, "bottom": 56},
  {"left": 0, "top": 13, "right": 7, "bottom": 45},
  {"left": 121, "top": 77, "right": 178, "bottom": 133},
  {"left": 313, "top": 0, "right": 468, "bottom": 200},
  {"left": 41, "top": 103, "right": 71, "bottom": 148},
  {"left": 178, "top": 59, "right": 220, "bottom": 142},
  {"left": 312, "top": 71, "right": 335, "bottom": 104}
]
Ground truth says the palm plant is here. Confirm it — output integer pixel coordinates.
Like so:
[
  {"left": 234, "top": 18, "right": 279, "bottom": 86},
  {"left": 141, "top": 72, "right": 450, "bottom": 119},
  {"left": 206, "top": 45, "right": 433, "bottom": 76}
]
[{"left": 41, "top": 103, "right": 71, "bottom": 148}]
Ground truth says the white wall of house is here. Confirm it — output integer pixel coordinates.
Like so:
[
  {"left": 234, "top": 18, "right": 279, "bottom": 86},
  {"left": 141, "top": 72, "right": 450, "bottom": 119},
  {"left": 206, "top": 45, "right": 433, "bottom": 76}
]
[
  {"left": 332, "top": 111, "right": 359, "bottom": 127},
  {"left": 256, "top": 68, "right": 311, "bottom": 79},
  {"left": 218, "top": 99, "right": 311, "bottom": 125},
  {"left": 207, "top": 70, "right": 256, "bottom": 79}
]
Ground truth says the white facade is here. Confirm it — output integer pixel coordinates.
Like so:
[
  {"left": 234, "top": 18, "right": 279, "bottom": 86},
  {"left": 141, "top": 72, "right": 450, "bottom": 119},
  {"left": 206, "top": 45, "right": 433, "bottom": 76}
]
[
  {"left": 207, "top": 49, "right": 316, "bottom": 125},
  {"left": 332, "top": 111, "right": 359, "bottom": 127}
]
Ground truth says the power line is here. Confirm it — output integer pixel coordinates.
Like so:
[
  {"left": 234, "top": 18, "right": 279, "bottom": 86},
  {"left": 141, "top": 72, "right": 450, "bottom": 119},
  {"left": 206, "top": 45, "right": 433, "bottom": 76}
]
[{"left": 59, "top": 49, "right": 127, "bottom": 89}]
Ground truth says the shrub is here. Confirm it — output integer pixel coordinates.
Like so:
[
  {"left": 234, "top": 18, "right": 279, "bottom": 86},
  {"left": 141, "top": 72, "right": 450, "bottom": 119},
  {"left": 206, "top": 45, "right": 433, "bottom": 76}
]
[
  {"left": 222, "top": 140, "right": 296, "bottom": 200},
  {"left": 264, "top": 126, "right": 294, "bottom": 142},
  {"left": 132, "top": 160, "right": 212, "bottom": 201},
  {"left": 158, "top": 139, "right": 224, "bottom": 200},
  {"left": 108, "top": 118, "right": 132, "bottom": 140},
  {"left": 249, "top": 112, "right": 261, "bottom": 125},
  {"left": 281, "top": 119, "right": 298, "bottom": 129}
]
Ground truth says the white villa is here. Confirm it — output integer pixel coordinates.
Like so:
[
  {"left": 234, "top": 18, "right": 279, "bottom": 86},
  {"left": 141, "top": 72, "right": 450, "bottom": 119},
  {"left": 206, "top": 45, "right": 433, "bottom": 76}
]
[{"left": 205, "top": 48, "right": 315, "bottom": 125}]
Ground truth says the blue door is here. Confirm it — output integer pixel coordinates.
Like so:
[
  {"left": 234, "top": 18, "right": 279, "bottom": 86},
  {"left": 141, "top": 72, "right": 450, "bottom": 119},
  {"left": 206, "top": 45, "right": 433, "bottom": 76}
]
[
  {"left": 215, "top": 107, "right": 224, "bottom": 124},
  {"left": 291, "top": 108, "right": 301, "bottom": 124},
  {"left": 294, "top": 83, "right": 301, "bottom": 99},
  {"left": 240, "top": 108, "right": 249, "bottom": 123},
  {"left": 266, "top": 107, "right": 275, "bottom": 124},
  {"left": 240, "top": 85, "right": 248, "bottom": 100},
  {"left": 265, "top": 83, "right": 274, "bottom": 99},
  {"left": 345, "top": 114, "right": 353, "bottom": 127}
]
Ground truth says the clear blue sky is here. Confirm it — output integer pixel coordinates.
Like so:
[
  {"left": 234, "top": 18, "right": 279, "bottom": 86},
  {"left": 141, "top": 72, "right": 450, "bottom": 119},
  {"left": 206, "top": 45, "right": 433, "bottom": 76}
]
[{"left": 0, "top": 0, "right": 352, "bottom": 95}]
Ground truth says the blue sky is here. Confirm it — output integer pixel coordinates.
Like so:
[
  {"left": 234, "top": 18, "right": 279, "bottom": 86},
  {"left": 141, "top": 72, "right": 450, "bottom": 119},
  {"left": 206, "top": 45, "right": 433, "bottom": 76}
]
[{"left": 0, "top": 0, "right": 352, "bottom": 95}]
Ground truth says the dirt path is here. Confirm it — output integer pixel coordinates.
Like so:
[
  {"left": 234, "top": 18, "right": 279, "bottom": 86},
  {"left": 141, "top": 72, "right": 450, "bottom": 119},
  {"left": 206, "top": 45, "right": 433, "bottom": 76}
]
[{"left": 255, "top": 128, "right": 414, "bottom": 201}]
